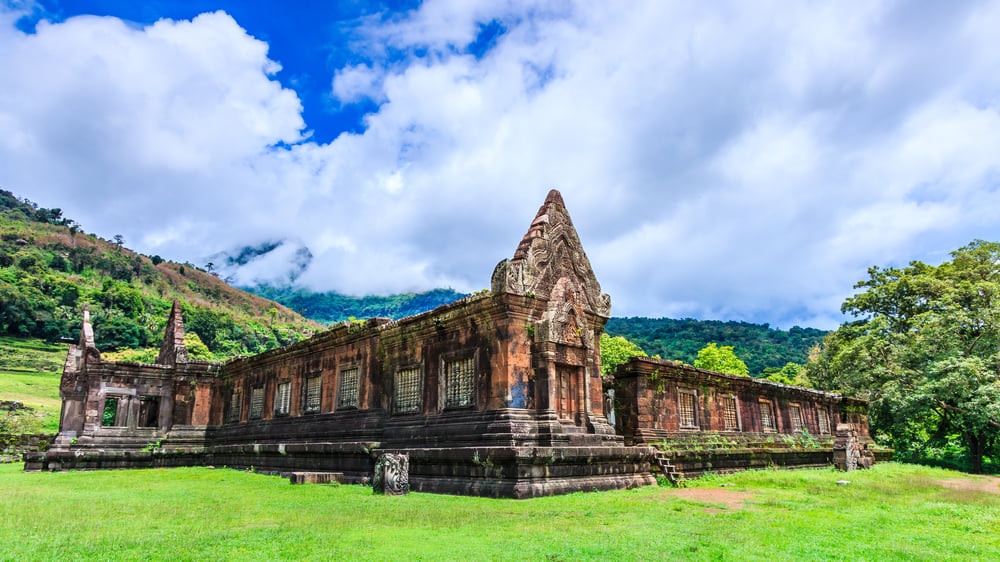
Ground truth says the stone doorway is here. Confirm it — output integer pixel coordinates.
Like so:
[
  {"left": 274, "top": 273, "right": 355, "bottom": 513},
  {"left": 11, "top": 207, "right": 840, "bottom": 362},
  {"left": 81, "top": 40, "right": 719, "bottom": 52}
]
[{"left": 556, "top": 364, "right": 582, "bottom": 426}]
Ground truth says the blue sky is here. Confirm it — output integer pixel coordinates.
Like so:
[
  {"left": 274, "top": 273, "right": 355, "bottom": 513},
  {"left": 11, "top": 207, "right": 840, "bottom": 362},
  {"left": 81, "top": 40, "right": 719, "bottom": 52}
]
[{"left": 3, "top": 0, "right": 1000, "bottom": 329}]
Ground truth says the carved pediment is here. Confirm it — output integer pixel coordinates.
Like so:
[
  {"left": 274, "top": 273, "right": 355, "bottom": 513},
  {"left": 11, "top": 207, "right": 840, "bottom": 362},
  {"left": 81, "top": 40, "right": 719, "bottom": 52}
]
[{"left": 492, "top": 190, "right": 611, "bottom": 318}]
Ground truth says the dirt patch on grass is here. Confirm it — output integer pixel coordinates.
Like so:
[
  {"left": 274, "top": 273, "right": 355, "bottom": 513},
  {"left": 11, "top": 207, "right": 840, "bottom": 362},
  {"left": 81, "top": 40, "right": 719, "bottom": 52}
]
[
  {"left": 650, "top": 487, "right": 754, "bottom": 511},
  {"left": 937, "top": 476, "right": 1000, "bottom": 495}
]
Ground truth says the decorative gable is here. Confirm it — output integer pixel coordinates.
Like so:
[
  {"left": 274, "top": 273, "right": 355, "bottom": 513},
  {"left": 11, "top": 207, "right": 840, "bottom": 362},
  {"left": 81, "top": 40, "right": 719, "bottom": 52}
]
[{"left": 491, "top": 190, "right": 611, "bottom": 319}]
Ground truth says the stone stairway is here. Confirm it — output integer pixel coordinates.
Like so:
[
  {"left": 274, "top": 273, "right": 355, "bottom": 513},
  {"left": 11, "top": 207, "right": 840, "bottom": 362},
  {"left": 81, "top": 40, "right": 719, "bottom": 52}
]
[{"left": 652, "top": 449, "right": 682, "bottom": 486}]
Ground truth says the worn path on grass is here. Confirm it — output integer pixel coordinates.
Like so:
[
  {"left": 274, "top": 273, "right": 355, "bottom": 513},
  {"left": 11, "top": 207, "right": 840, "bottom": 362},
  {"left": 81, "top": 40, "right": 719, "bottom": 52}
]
[
  {"left": 938, "top": 475, "right": 1000, "bottom": 495},
  {"left": 647, "top": 487, "right": 754, "bottom": 511}
]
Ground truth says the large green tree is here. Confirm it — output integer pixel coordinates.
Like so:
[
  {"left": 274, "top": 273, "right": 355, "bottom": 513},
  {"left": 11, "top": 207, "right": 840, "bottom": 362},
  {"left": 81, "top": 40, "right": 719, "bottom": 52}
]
[
  {"left": 599, "top": 332, "right": 648, "bottom": 376},
  {"left": 808, "top": 240, "right": 1000, "bottom": 473},
  {"left": 693, "top": 342, "right": 749, "bottom": 376}
]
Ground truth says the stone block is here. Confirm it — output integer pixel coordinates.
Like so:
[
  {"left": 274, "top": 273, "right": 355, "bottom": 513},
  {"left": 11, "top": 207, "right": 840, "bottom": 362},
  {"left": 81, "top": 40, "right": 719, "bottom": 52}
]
[{"left": 289, "top": 472, "right": 344, "bottom": 485}]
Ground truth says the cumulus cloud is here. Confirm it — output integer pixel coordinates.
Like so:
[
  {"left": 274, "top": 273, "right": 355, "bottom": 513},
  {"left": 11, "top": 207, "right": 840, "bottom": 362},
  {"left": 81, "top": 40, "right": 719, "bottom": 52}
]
[
  {"left": 2, "top": 1, "right": 1000, "bottom": 328},
  {"left": 332, "top": 64, "right": 384, "bottom": 104}
]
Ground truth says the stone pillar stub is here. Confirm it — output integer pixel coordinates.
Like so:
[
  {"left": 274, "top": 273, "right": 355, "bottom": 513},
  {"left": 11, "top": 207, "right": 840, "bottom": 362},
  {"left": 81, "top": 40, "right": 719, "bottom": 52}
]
[
  {"left": 373, "top": 453, "right": 409, "bottom": 496},
  {"left": 834, "top": 423, "right": 859, "bottom": 471}
]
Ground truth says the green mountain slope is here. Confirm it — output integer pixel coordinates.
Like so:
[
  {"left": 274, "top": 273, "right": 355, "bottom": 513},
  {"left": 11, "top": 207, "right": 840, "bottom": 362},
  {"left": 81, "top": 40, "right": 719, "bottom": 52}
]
[
  {"left": 605, "top": 317, "right": 826, "bottom": 375},
  {"left": 0, "top": 189, "right": 321, "bottom": 360},
  {"left": 249, "top": 286, "right": 467, "bottom": 323},
  {"left": 0, "top": 336, "right": 66, "bottom": 433}
]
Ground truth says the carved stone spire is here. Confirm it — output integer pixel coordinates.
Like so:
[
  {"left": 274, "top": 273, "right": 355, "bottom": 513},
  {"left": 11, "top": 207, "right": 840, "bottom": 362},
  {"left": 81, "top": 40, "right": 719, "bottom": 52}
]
[
  {"left": 491, "top": 189, "right": 611, "bottom": 318},
  {"left": 75, "top": 309, "right": 101, "bottom": 367},
  {"left": 156, "top": 300, "right": 189, "bottom": 365}
]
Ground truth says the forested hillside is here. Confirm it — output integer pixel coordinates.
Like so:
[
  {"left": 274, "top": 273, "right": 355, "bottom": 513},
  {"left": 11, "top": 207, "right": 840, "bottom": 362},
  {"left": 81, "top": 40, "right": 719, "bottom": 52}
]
[
  {"left": 250, "top": 286, "right": 467, "bottom": 323},
  {"left": 605, "top": 317, "right": 826, "bottom": 375},
  {"left": 0, "top": 189, "right": 320, "bottom": 360}
]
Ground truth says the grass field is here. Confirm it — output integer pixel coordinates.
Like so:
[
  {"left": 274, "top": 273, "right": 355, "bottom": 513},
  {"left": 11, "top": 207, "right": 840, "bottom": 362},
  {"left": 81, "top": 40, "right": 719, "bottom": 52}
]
[
  {"left": 0, "top": 337, "right": 67, "bottom": 433},
  {"left": 1, "top": 462, "right": 998, "bottom": 561}
]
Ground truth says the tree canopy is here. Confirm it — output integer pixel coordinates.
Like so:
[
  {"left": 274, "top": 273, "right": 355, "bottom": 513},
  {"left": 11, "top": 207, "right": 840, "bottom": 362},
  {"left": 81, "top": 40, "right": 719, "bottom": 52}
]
[
  {"left": 693, "top": 342, "right": 749, "bottom": 376},
  {"left": 808, "top": 240, "right": 1000, "bottom": 473},
  {"left": 599, "top": 332, "right": 648, "bottom": 376},
  {"left": 605, "top": 317, "right": 824, "bottom": 375}
]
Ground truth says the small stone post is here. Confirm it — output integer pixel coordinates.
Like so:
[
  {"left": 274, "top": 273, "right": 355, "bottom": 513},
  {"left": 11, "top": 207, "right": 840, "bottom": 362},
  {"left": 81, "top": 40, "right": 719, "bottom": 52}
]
[{"left": 373, "top": 453, "right": 409, "bottom": 495}]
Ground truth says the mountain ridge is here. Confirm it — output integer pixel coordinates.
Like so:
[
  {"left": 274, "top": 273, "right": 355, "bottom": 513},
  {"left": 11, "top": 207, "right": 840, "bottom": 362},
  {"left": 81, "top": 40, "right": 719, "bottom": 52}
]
[{"left": 0, "top": 189, "right": 320, "bottom": 360}]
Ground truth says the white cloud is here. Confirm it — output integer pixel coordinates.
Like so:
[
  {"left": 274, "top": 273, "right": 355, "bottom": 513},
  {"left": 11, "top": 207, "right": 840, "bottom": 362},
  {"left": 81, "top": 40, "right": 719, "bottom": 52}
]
[
  {"left": 332, "top": 64, "right": 384, "bottom": 103},
  {"left": 3, "top": 1, "right": 1000, "bottom": 328}
]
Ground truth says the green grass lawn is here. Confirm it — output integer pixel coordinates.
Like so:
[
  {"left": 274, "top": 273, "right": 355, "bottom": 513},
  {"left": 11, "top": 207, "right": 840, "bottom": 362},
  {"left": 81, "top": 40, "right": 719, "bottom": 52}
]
[
  {"left": 0, "top": 337, "right": 67, "bottom": 433},
  {"left": 1, "top": 462, "right": 997, "bottom": 561}
]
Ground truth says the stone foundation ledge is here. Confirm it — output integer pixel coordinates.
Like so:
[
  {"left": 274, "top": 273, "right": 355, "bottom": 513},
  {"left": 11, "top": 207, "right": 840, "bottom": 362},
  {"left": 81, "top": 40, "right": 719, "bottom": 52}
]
[
  {"left": 24, "top": 448, "right": 209, "bottom": 472},
  {"left": 25, "top": 443, "right": 658, "bottom": 499},
  {"left": 659, "top": 447, "right": 836, "bottom": 479},
  {"left": 207, "top": 441, "right": 379, "bottom": 456},
  {"left": 410, "top": 473, "right": 654, "bottom": 499},
  {"left": 391, "top": 445, "right": 657, "bottom": 498}
]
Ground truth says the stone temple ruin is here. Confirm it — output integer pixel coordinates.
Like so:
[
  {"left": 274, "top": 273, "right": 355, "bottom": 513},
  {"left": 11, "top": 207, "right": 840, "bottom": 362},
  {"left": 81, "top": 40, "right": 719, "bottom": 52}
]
[{"left": 26, "top": 190, "right": 883, "bottom": 496}]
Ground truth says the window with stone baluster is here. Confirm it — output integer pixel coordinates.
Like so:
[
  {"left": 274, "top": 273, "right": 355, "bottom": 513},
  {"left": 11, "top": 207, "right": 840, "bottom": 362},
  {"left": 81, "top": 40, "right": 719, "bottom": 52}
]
[
  {"left": 394, "top": 366, "right": 421, "bottom": 414},
  {"left": 274, "top": 381, "right": 291, "bottom": 416},
  {"left": 444, "top": 356, "right": 475, "bottom": 408},
  {"left": 228, "top": 391, "right": 242, "bottom": 423},
  {"left": 817, "top": 407, "right": 831, "bottom": 435},
  {"left": 338, "top": 367, "right": 360, "bottom": 409},
  {"left": 249, "top": 386, "right": 265, "bottom": 419},
  {"left": 789, "top": 403, "right": 804, "bottom": 432},
  {"left": 303, "top": 374, "right": 322, "bottom": 414},
  {"left": 678, "top": 388, "right": 698, "bottom": 429},
  {"left": 723, "top": 395, "right": 741, "bottom": 431},
  {"left": 760, "top": 399, "right": 776, "bottom": 432}
]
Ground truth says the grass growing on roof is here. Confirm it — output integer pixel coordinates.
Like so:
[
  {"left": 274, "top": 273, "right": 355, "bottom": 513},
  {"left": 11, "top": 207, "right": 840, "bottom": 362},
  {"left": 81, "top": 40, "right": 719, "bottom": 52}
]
[{"left": 1, "top": 462, "right": 998, "bottom": 561}]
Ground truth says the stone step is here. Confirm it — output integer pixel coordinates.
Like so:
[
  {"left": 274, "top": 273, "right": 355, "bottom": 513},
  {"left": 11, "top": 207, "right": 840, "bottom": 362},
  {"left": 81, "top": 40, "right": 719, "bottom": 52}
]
[
  {"left": 651, "top": 451, "right": 682, "bottom": 485},
  {"left": 289, "top": 472, "right": 344, "bottom": 485}
]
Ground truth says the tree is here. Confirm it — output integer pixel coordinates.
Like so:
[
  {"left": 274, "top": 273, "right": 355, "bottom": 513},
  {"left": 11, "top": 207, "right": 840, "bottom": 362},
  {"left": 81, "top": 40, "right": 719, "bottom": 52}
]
[
  {"left": 600, "top": 332, "right": 647, "bottom": 376},
  {"left": 808, "top": 240, "right": 1000, "bottom": 473},
  {"left": 762, "top": 362, "right": 812, "bottom": 387},
  {"left": 693, "top": 342, "right": 749, "bottom": 376},
  {"left": 67, "top": 221, "right": 79, "bottom": 248},
  {"left": 94, "top": 317, "right": 148, "bottom": 351},
  {"left": 183, "top": 332, "right": 213, "bottom": 361},
  {"left": 113, "top": 234, "right": 124, "bottom": 249}
]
